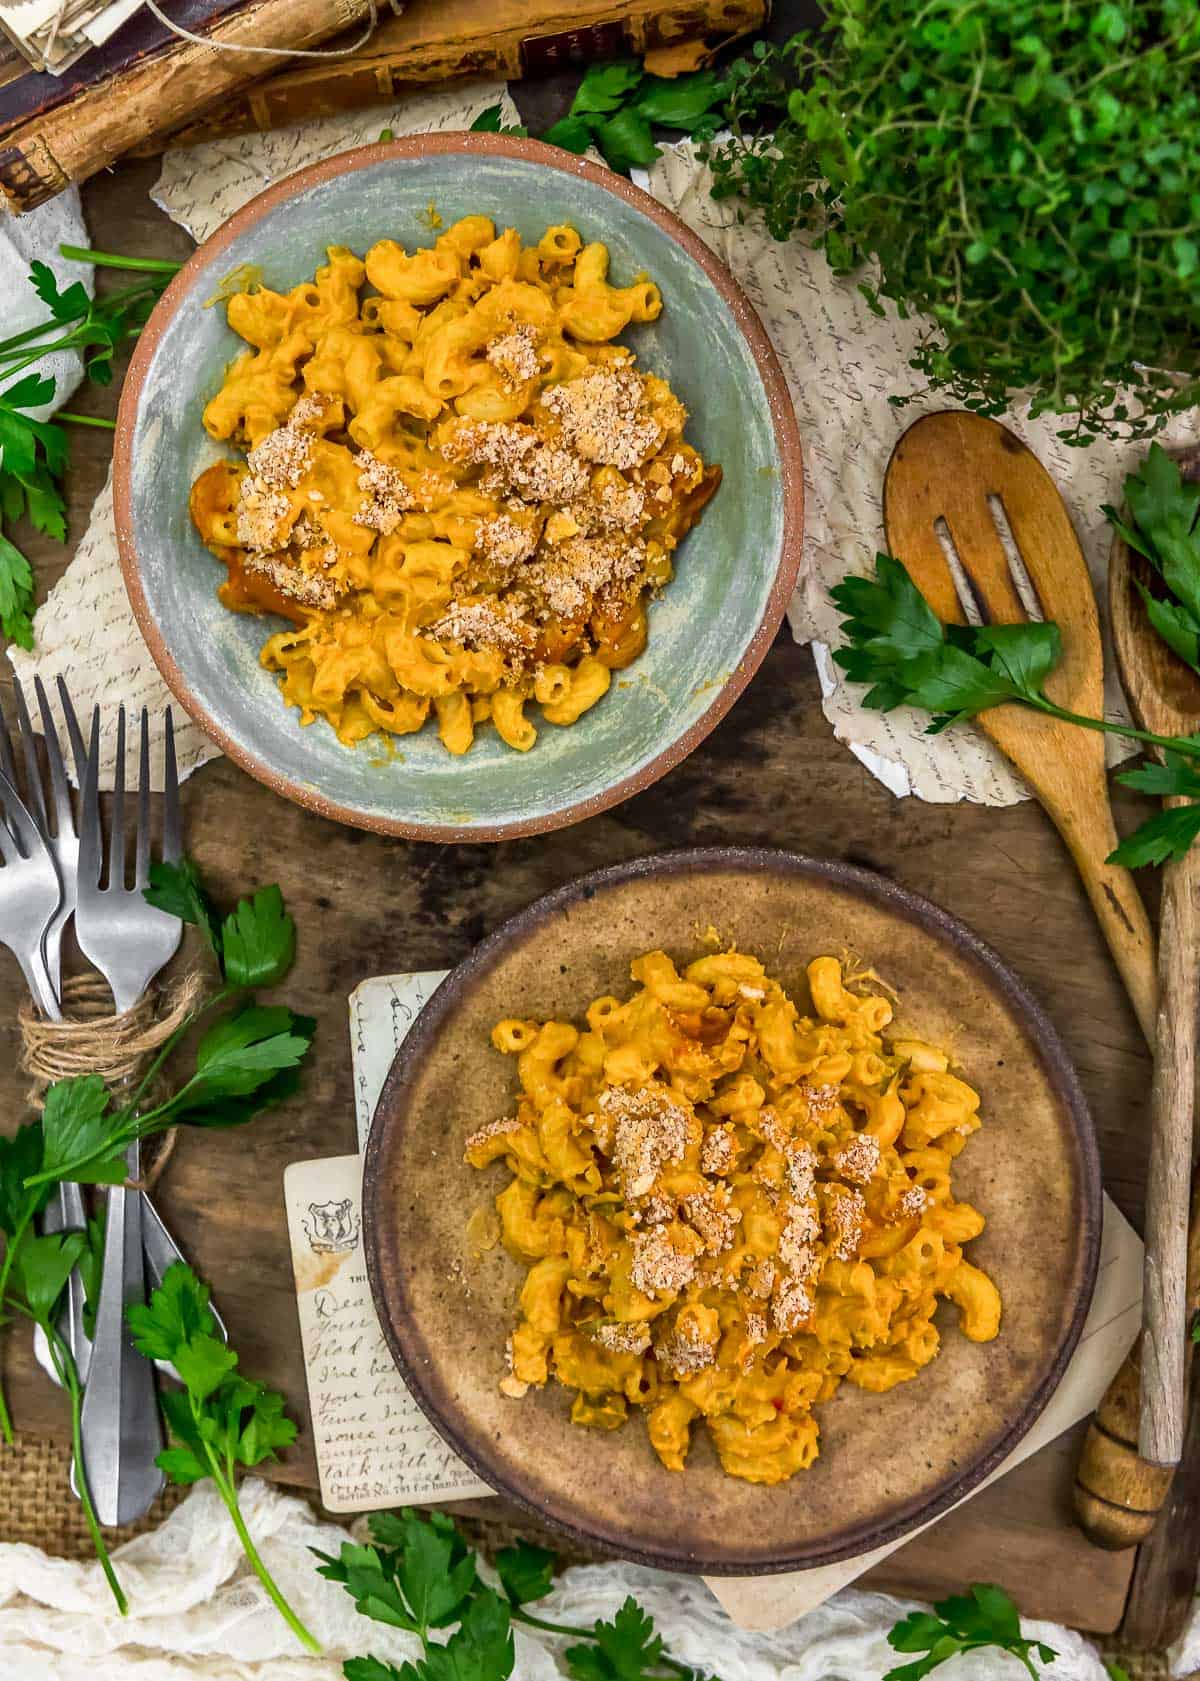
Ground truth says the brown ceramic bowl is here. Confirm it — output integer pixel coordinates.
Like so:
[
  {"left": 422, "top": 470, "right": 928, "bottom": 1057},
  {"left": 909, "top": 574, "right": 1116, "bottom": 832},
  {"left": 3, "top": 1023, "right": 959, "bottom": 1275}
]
[
  {"left": 363, "top": 847, "right": 1100, "bottom": 1573},
  {"left": 113, "top": 133, "right": 803, "bottom": 841}
]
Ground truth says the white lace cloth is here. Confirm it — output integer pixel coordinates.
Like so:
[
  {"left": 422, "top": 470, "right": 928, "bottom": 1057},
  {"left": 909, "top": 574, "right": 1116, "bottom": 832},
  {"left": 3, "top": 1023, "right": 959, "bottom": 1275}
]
[
  {"left": 0, "top": 1478, "right": 1117, "bottom": 1680},
  {"left": 0, "top": 188, "right": 90, "bottom": 428}
]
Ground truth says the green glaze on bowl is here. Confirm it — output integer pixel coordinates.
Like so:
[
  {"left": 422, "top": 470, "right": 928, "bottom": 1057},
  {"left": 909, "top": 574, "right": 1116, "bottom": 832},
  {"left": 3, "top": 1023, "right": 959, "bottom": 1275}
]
[{"left": 114, "top": 134, "right": 804, "bottom": 840}]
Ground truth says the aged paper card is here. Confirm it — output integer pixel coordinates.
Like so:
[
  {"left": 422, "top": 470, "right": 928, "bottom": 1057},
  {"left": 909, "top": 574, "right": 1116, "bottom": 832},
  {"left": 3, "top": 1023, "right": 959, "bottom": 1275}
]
[
  {"left": 283, "top": 1152, "right": 490, "bottom": 1513},
  {"left": 349, "top": 971, "right": 450, "bottom": 1152}
]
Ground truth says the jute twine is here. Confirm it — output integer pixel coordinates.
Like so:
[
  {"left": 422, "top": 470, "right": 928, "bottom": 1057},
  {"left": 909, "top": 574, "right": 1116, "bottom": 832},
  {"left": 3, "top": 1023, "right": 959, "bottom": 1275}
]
[{"left": 17, "top": 970, "right": 205, "bottom": 1192}]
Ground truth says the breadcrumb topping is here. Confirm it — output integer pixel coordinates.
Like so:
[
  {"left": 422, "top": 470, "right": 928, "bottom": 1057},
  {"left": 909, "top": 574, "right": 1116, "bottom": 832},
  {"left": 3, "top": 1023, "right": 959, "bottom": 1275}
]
[{"left": 542, "top": 365, "right": 663, "bottom": 469}]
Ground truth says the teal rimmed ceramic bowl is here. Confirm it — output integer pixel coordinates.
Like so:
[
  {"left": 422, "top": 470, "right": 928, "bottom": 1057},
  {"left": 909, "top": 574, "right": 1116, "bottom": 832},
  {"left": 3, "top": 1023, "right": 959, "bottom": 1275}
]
[{"left": 114, "top": 133, "right": 803, "bottom": 840}]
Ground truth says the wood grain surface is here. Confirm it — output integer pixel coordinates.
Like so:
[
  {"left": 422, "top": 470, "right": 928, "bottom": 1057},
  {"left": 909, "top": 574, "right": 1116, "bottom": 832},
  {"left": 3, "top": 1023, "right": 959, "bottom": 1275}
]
[{"left": 0, "top": 158, "right": 1156, "bottom": 1634}]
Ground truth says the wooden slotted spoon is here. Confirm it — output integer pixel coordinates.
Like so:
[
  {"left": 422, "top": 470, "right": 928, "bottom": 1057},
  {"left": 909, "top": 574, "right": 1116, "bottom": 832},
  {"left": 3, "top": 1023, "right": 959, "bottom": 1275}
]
[
  {"left": 1073, "top": 451, "right": 1200, "bottom": 1549},
  {"left": 883, "top": 411, "right": 1157, "bottom": 1045}
]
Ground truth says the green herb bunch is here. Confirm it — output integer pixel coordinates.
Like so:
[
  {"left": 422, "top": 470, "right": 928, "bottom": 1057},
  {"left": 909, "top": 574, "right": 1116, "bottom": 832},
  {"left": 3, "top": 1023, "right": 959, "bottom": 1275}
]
[
  {"left": 705, "top": 4, "right": 1200, "bottom": 444},
  {"left": 0, "top": 859, "right": 314, "bottom": 1622},
  {"left": 317, "top": 1508, "right": 718, "bottom": 1681},
  {"left": 0, "top": 246, "right": 180, "bottom": 649}
]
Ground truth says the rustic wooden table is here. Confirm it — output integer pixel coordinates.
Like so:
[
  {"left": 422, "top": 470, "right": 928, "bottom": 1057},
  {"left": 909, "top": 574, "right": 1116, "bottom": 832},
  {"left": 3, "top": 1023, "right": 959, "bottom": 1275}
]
[{"left": 0, "top": 143, "right": 1169, "bottom": 1637}]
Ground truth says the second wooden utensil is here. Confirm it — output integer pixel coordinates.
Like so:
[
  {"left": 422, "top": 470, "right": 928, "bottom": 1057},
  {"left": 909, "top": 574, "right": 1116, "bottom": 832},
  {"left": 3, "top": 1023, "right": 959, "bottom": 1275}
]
[
  {"left": 1073, "top": 466, "right": 1200, "bottom": 1549},
  {"left": 883, "top": 411, "right": 1158, "bottom": 1045},
  {"left": 1109, "top": 505, "right": 1200, "bottom": 1472}
]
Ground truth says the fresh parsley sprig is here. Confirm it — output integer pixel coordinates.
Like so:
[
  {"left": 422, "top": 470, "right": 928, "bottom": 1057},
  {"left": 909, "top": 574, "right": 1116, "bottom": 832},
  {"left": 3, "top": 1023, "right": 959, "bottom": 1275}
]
[
  {"left": 127, "top": 1263, "right": 317, "bottom": 1653},
  {"left": 832, "top": 553, "right": 1200, "bottom": 760},
  {"left": 1104, "top": 443, "right": 1200, "bottom": 678},
  {"left": 316, "top": 1510, "right": 718, "bottom": 1681},
  {"left": 0, "top": 1128, "right": 125, "bottom": 1611},
  {"left": 0, "top": 858, "right": 311, "bottom": 1453},
  {"left": 22, "top": 863, "right": 310, "bottom": 1188},
  {"left": 0, "top": 245, "right": 181, "bottom": 650},
  {"left": 471, "top": 59, "right": 727, "bottom": 176},
  {"left": 884, "top": 1584, "right": 1056, "bottom": 1681},
  {"left": 832, "top": 553, "right": 1200, "bottom": 867}
]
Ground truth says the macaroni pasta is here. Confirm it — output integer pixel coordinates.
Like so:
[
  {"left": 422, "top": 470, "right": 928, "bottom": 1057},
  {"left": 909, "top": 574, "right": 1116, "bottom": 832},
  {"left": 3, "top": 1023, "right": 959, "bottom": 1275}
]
[
  {"left": 189, "top": 219, "right": 720, "bottom": 755},
  {"left": 466, "top": 950, "right": 1000, "bottom": 1485}
]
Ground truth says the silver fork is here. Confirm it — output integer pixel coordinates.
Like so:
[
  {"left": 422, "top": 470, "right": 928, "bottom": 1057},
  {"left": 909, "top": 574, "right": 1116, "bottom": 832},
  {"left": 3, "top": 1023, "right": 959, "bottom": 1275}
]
[
  {"left": 0, "top": 678, "right": 79, "bottom": 1000},
  {"left": 74, "top": 704, "right": 183, "bottom": 1526},
  {"left": 1, "top": 680, "right": 95, "bottom": 1394},
  {"left": 75, "top": 704, "right": 182, "bottom": 1012},
  {"left": 0, "top": 767, "right": 60, "bottom": 1019}
]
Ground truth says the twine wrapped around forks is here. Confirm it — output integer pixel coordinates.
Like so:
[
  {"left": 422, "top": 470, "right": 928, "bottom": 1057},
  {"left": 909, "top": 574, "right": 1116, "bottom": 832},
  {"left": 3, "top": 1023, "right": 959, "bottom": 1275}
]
[{"left": 17, "top": 971, "right": 205, "bottom": 1191}]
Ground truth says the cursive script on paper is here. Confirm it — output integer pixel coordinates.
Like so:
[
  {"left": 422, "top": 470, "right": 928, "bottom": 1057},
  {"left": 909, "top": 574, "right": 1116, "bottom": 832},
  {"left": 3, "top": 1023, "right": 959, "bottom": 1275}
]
[{"left": 284, "top": 1153, "right": 490, "bottom": 1513}]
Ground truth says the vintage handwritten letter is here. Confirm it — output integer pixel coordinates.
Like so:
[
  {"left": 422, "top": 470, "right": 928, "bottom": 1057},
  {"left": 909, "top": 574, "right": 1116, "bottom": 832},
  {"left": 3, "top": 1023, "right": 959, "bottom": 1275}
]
[
  {"left": 283, "top": 1152, "right": 490, "bottom": 1513},
  {"left": 349, "top": 972, "right": 450, "bottom": 1152}
]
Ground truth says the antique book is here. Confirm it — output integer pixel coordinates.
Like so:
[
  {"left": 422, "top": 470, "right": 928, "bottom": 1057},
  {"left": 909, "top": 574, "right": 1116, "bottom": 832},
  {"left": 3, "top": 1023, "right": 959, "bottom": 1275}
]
[
  {"left": 0, "top": 0, "right": 382, "bottom": 211},
  {"left": 160, "top": 0, "right": 767, "bottom": 146},
  {"left": 0, "top": 0, "right": 253, "bottom": 129}
]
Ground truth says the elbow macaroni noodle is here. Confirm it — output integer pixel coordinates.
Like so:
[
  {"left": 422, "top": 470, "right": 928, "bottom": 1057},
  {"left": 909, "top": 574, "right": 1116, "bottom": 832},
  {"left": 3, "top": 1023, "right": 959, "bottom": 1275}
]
[
  {"left": 189, "top": 219, "right": 720, "bottom": 756},
  {"left": 466, "top": 951, "right": 1000, "bottom": 1485}
]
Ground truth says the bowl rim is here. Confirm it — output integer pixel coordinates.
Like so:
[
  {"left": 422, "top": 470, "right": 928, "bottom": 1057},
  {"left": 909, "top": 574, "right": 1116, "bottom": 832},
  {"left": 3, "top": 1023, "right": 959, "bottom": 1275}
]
[
  {"left": 112, "top": 131, "right": 805, "bottom": 842},
  {"left": 362, "top": 844, "right": 1102, "bottom": 1573}
]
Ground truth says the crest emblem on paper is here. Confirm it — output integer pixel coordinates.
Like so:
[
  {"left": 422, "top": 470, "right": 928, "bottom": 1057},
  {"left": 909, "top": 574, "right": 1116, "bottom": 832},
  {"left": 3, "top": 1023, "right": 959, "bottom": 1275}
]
[{"left": 303, "top": 1199, "right": 360, "bottom": 1254}]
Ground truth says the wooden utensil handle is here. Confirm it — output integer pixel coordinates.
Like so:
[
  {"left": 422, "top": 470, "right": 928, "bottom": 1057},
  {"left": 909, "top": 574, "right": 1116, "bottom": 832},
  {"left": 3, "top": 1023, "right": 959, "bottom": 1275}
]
[
  {"left": 1140, "top": 843, "right": 1199, "bottom": 1466},
  {"left": 1052, "top": 799, "right": 1157, "bottom": 1046},
  {"left": 1074, "top": 1339, "right": 1177, "bottom": 1548}
]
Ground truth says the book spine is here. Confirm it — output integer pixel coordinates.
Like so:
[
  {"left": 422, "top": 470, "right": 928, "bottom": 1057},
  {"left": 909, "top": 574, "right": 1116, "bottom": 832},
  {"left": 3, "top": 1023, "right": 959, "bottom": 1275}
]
[
  {"left": 161, "top": 0, "right": 767, "bottom": 146},
  {"left": 0, "top": 0, "right": 373, "bottom": 212}
]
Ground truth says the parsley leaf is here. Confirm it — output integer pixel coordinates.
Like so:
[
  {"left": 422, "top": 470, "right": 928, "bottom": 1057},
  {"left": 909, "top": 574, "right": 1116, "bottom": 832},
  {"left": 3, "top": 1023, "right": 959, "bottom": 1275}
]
[
  {"left": 170, "top": 1003, "right": 314, "bottom": 1109},
  {"left": 220, "top": 885, "right": 296, "bottom": 988},
  {"left": 884, "top": 1584, "right": 1056, "bottom": 1681},
  {"left": 0, "top": 535, "right": 34, "bottom": 647},
  {"left": 12, "top": 1229, "right": 87, "bottom": 1324},
  {"left": 1107, "top": 753, "right": 1200, "bottom": 867},
  {"left": 423, "top": 1589, "right": 514, "bottom": 1681},
  {"left": 29, "top": 259, "right": 91, "bottom": 324},
  {"left": 542, "top": 115, "right": 595, "bottom": 154},
  {"left": 144, "top": 857, "right": 222, "bottom": 960},
  {"left": 570, "top": 61, "right": 644, "bottom": 116},
  {"left": 1105, "top": 444, "right": 1200, "bottom": 677},
  {"left": 344, "top": 1661, "right": 405, "bottom": 1681},
  {"left": 372, "top": 1509, "right": 477, "bottom": 1631},
  {"left": 495, "top": 1540, "right": 555, "bottom": 1606},
  {"left": 127, "top": 1263, "right": 314, "bottom": 1649},
  {"left": 469, "top": 105, "right": 528, "bottom": 138},
  {"left": 566, "top": 1599, "right": 665, "bottom": 1681},
  {"left": 0, "top": 1122, "right": 50, "bottom": 1233},
  {"left": 37, "top": 1074, "right": 128, "bottom": 1186},
  {"left": 634, "top": 71, "right": 725, "bottom": 131},
  {"left": 1109, "top": 803, "right": 1200, "bottom": 868},
  {"left": 592, "top": 109, "right": 660, "bottom": 173}
]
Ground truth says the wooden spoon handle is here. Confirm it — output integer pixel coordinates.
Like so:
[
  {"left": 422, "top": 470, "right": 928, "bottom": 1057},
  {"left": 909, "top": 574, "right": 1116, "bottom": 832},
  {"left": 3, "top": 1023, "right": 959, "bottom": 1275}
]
[
  {"left": 1140, "top": 839, "right": 1200, "bottom": 1466},
  {"left": 1047, "top": 792, "right": 1158, "bottom": 1046},
  {"left": 1074, "top": 830, "right": 1200, "bottom": 1545},
  {"left": 1074, "top": 1339, "right": 1177, "bottom": 1547}
]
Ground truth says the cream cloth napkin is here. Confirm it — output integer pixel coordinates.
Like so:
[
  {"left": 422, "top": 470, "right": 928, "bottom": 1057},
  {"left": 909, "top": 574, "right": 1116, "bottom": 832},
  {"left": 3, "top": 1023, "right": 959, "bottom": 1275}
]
[
  {"left": 0, "top": 1476, "right": 1114, "bottom": 1680},
  {"left": 0, "top": 188, "right": 91, "bottom": 429}
]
